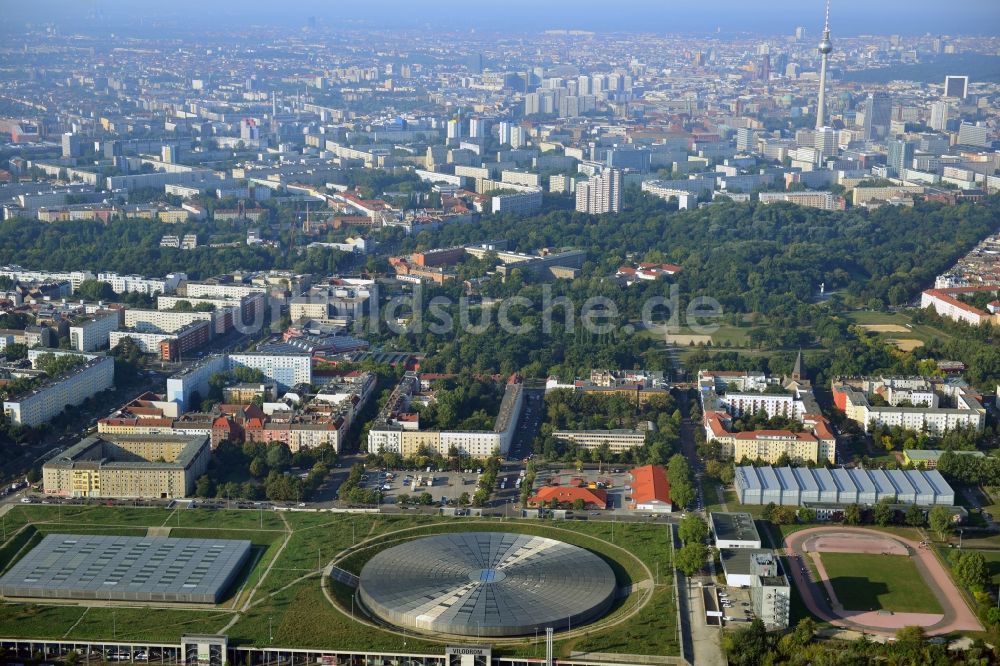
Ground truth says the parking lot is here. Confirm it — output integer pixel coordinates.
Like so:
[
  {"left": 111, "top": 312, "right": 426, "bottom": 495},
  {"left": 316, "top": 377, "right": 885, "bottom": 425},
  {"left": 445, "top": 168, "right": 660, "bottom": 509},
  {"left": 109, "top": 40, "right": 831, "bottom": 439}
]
[
  {"left": 363, "top": 468, "right": 486, "bottom": 507},
  {"left": 531, "top": 467, "right": 635, "bottom": 509},
  {"left": 716, "top": 585, "right": 755, "bottom": 624}
]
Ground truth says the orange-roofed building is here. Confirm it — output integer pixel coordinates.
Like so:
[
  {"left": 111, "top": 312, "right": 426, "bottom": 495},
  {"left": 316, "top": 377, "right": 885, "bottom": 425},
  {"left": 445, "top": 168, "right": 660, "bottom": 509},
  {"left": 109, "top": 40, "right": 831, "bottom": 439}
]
[
  {"left": 628, "top": 465, "right": 672, "bottom": 513},
  {"left": 528, "top": 486, "right": 608, "bottom": 510}
]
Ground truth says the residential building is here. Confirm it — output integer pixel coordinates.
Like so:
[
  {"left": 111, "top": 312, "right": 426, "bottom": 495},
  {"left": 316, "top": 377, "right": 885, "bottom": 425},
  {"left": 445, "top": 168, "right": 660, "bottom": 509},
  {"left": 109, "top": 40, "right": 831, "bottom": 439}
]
[
  {"left": 921, "top": 287, "right": 1000, "bottom": 326},
  {"left": 576, "top": 169, "right": 622, "bottom": 214},
  {"left": 42, "top": 433, "right": 210, "bottom": 499},
  {"left": 3, "top": 355, "right": 115, "bottom": 427},
  {"left": 69, "top": 311, "right": 122, "bottom": 351},
  {"left": 832, "top": 376, "right": 986, "bottom": 435},
  {"left": 367, "top": 372, "right": 523, "bottom": 458},
  {"left": 552, "top": 424, "right": 652, "bottom": 454}
]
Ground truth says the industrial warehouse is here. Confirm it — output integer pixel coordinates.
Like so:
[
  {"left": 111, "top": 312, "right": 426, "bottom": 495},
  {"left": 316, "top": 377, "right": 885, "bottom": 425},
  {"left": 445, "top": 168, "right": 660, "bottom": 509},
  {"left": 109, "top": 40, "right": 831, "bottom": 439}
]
[
  {"left": 0, "top": 534, "right": 251, "bottom": 604},
  {"left": 357, "top": 532, "right": 617, "bottom": 637},
  {"left": 734, "top": 465, "right": 955, "bottom": 507}
]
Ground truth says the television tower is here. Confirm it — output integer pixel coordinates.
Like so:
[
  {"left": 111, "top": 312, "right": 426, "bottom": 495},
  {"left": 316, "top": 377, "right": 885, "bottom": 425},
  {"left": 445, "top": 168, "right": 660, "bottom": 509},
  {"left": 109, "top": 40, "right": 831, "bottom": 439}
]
[{"left": 815, "top": 0, "right": 833, "bottom": 129}]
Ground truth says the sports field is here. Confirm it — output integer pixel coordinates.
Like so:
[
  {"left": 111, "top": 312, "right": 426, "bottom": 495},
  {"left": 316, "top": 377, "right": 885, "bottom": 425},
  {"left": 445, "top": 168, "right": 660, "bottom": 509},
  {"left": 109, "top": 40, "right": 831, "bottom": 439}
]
[
  {"left": 819, "top": 551, "right": 942, "bottom": 614},
  {"left": 0, "top": 504, "right": 678, "bottom": 658}
]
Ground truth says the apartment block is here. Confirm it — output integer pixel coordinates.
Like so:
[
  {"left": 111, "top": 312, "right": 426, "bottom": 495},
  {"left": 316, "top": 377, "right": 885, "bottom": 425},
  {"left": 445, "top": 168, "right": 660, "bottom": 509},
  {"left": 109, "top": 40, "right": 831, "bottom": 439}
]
[
  {"left": 43, "top": 433, "right": 210, "bottom": 499},
  {"left": 69, "top": 311, "right": 121, "bottom": 352},
  {"left": 4, "top": 355, "right": 115, "bottom": 427}
]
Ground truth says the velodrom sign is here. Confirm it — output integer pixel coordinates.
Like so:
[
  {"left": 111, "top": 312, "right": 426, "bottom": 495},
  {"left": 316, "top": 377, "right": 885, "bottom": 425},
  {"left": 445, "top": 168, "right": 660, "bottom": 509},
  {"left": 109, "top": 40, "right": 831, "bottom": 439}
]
[{"left": 446, "top": 645, "right": 491, "bottom": 666}]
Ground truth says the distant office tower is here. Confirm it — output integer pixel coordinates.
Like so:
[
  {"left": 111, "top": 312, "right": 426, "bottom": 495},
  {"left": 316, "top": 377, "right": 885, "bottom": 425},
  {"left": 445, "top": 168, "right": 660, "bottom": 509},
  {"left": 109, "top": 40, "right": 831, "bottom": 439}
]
[
  {"left": 736, "top": 128, "right": 757, "bottom": 152},
  {"left": 161, "top": 145, "right": 178, "bottom": 164},
  {"left": 863, "top": 92, "right": 892, "bottom": 141},
  {"left": 606, "top": 146, "right": 650, "bottom": 174},
  {"left": 944, "top": 75, "right": 968, "bottom": 100},
  {"left": 240, "top": 118, "right": 259, "bottom": 141},
  {"left": 575, "top": 170, "right": 622, "bottom": 215},
  {"left": 814, "top": 127, "right": 837, "bottom": 158},
  {"left": 577, "top": 75, "right": 591, "bottom": 96},
  {"left": 498, "top": 121, "right": 512, "bottom": 146},
  {"left": 887, "top": 139, "right": 914, "bottom": 178},
  {"left": 446, "top": 118, "right": 461, "bottom": 141},
  {"left": 509, "top": 126, "right": 527, "bottom": 149},
  {"left": 61, "top": 132, "right": 81, "bottom": 158},
  {"left": 795, "top": 26, "right": 806, "bottom": 40},
  {"left": 469, "top": 117, "right": 483, "bottom": 139},
  {"left": 957, "top": 122, "right": 989, "bottom": 148},
  {"left": 815, "top": 0, "right": 834, "bottom": 130},
  {"left": 929, "top": 101, "right": 950, "bottom": 132},
  {"left": 524, "top": 93, "right": 540, "bottom": 115},
  {"left": 466, "top": 53, "right": 484, "bottom": 75},
  {"left": 758, "top": 54, "right": 771, "bottom": 81}
]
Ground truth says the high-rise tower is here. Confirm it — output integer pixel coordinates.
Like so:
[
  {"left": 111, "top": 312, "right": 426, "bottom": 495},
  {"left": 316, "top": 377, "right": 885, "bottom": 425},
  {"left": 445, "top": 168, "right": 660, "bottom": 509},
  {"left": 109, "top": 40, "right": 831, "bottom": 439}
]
[{"left": 815, "top": 0, "right": 833, "bottom": 130}]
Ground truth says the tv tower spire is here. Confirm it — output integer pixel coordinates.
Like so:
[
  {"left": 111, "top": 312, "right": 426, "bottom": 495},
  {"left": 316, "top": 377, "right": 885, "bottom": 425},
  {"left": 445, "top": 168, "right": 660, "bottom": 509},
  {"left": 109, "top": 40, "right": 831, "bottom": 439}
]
[{"left": 816, "top": 0, "right": 833, "bottom": 129}]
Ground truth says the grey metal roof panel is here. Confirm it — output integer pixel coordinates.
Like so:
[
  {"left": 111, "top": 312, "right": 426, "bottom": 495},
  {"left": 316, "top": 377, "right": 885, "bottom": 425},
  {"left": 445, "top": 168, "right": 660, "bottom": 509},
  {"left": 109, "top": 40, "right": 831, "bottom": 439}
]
[
  {"left": 850, "top": 468, "right": 877, "bottom": 493},
  {"left": 830, "top": 467, "right": 857, "bottom": 493},
  {"left": 923, "top": 470, "right": 954, "bottom": 496},
  {"left": 886, "top": 469, "right": 916, "bottom": 496},
  {"left": 905, "top": 469, "right": 934, "bottom": 496},
  {"left": 792, "top": 467, "right": 818, "bottom": 492},
  {"left": 758, "top": 465, "right": 780, "bottom": 491},
  {"left": 812, "top": 467, "right": 836, "bottom": 492},
  {"left": 775, "top": 467, "right": 798, "bottom": 492}
]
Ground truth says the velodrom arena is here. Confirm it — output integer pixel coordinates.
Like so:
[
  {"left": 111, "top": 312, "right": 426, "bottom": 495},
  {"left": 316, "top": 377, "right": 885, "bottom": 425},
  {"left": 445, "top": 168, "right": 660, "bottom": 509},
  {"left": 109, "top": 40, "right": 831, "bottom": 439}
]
[{"left": 357, "top": 532, "right": 618, "bottom": 637}]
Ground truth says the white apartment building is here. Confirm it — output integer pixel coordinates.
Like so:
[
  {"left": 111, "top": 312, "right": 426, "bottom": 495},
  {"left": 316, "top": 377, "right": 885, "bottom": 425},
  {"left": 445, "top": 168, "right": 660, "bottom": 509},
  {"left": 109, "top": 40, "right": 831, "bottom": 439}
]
[
  {"left": 491, "top": 189, "right": 543, "bottom": 216},
  {"left": 758, "top": 191, "right": 840, "bottom": 211},
  {"left": 97, "top": 272, "right": 186, "bottom": 295},
  {"left": 124, "top": 309, "right": 214, "bottom": 334},
  {"left": 228, "top": 353, "right": 312, "bottom": 390},
  {"left": 552, "top": 426, "right": 650, "bottom": 453},
  {"left": 69, "top": 311, "right": 121, "bottom": 352},
  {"left": 3, "top": 356, "right": 114, "bottom": 427},
  {"left": 183, "top": 282, "right": 267, "bottom": 300},
  {"left": 367, "top": 375, "right": 524, "bottom": 458},
  {"left": 576, "top": 169, "right": 622, "bottom": 214},
  {"left": 834, "top": 377, "right": 986, "bottom": 436},
  {"left": 0, "top": 266, "right": 94, "bottom": 291}
]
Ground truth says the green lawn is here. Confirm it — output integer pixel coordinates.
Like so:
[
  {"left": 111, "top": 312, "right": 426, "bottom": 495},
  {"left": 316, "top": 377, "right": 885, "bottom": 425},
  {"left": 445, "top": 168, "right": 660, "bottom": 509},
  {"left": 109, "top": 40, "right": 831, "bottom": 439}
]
[
  {"left": 820, "top": 552, "right": 942, "bottom": 614},
  {"left": 841, "top": 310, "right": 953, "bottom": 345}
]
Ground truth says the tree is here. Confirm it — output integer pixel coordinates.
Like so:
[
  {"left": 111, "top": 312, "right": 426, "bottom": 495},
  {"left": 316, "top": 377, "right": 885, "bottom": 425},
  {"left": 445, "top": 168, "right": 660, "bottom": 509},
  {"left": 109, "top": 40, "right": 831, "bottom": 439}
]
[
  {"left": 266, "top": 444, "right": 292, "bottom": 471},
  {"left": 722, "top": 618, "right": 773, "bottom": 665},
  {"left": 905, "top": 504, "right": 925, "bottom": 527},
  {"left": 929, "top": 505, "right": 952, "bottom": 540},
  {"left": 419, "top": 492, "right": 433, "bottom": 505},
  {"left": 195, "top": 475, "right": 214, "bottom": 497},
  {"left": 678, "top": 514, "right": 709, "bottom": 545},
  {"left": 458, "top": 492, "right": 471, "bottom": 506},
  {"left": 843, "top": 503, "right": 861, "bottom": 525},
  {"left": 26, "top": 467, "right": 41, "bottom": 483},
  {"left": 873, "top": 497, "right": 893, "bottom": 527},
  {"left": 249, "top": 457, "right": 267, "bottom": 478},
  {"left": 797, "top": 507, "right": 816, "bottom": 524},
  {"left": 572, "top": 498, "right": 586, "bottom": 511},
  {"left": 675, "top": 542, "right": 708, "bottom": 576},
  {"left": 396, "top": 493, "right": 410, "bottom": 505},
  {"left": 954, "top": 551, "right": 988, "bottom": 590}
]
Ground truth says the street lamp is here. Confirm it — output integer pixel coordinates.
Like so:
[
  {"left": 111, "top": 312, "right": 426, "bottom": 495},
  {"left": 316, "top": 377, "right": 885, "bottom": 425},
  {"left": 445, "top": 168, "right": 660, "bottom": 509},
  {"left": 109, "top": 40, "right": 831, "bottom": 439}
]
[{"left": 959, "top": 529, "right": 963, "bottom": 549}]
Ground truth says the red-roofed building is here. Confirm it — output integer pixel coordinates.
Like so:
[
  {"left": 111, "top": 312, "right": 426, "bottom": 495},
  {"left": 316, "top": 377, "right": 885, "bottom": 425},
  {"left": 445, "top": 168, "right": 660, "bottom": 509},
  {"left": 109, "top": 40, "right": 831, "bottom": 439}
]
[
  {"left": 628, "top": 465, "right": 672, "bottom": 513},
  {"left": 528, "top": 486, "right": 608, "bottom": 510},
  {"left": 921, "top": 287, "right": 1000, "bottom": 326}
]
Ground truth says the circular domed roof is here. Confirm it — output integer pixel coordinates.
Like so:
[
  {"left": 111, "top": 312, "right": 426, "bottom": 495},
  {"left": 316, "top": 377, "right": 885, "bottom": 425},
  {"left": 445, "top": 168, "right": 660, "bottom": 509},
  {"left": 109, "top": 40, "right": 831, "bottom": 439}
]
[{"left": 357, "top": 532, "right": 617, "bottom": 637}]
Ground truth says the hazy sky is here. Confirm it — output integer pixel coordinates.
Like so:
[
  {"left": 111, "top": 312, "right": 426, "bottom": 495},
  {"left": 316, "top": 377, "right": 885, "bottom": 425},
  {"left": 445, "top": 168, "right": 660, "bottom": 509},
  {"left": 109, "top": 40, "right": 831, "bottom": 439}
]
[{"left": 6, "top": 0, "right": 1000, "bottom": 36}]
